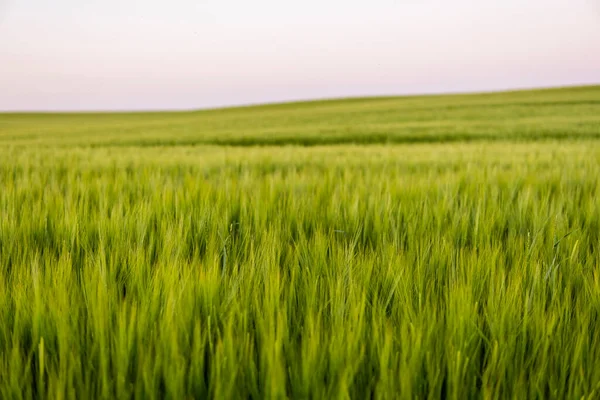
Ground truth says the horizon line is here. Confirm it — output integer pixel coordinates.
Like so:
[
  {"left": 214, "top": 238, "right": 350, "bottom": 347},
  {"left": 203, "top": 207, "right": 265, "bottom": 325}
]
[{"left": 2, "top": 82, "right": 599, "bottom": 115}]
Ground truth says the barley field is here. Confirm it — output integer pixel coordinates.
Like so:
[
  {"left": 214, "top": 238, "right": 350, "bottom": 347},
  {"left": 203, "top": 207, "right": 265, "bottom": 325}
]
[{"left": 1, "top": 86, "right": 600, "bottom": 399}]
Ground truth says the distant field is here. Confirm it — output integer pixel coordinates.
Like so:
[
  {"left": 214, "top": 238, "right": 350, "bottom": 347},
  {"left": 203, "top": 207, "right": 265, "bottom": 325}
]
[
  {"left": 2, "top": 85, "right": 599, "bottom": 146},
  {"left": 1, "top": 87, "right": 600, "bottom": 398}
]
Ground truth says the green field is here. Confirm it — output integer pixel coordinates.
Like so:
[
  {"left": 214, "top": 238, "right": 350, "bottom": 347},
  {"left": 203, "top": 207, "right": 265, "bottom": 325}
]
[{"left": 1, "top": 86, "right": 600, "bottom": 399}]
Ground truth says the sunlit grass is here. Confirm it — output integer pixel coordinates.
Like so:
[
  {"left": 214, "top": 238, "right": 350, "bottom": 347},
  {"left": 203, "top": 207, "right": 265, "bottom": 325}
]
[{"left": 1, "top": 87, "right": 600, "bottom": 398}]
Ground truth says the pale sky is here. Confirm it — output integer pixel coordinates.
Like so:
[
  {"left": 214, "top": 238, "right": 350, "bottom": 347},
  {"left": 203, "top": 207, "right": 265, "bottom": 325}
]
[{"left": 0, "top": 0, "right": 599, "bottom": 111}]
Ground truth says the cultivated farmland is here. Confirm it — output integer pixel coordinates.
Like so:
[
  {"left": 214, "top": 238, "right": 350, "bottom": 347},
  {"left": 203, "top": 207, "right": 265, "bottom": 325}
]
[{"left": 1, "top": 86, "right": 600, "bottom": 398}]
